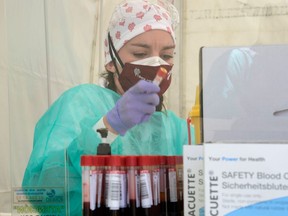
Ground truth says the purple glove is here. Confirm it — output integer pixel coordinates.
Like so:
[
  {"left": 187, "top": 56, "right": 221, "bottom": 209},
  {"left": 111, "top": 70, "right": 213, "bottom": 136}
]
[{"left": 106, "top": 80, "right": 160, "bottom": 135}]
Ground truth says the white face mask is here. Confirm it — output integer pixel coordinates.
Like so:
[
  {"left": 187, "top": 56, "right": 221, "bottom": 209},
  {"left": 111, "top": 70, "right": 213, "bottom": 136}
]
[{"left": 130, "top": 56, "right": 170, "bottom": 66}]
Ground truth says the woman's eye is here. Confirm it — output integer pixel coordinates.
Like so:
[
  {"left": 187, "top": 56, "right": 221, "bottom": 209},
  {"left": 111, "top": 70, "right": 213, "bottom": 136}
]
[
  {"left": 161, "top": 54, "right": 174, "bottom": 60},
  {"left": 133, "top": 53, "right": 147, "bottom": 58}
]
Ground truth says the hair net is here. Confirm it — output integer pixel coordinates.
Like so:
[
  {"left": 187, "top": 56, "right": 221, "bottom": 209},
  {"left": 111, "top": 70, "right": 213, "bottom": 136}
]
[{"left": 104, "top": 0, "right": 180, "bottom": 64}]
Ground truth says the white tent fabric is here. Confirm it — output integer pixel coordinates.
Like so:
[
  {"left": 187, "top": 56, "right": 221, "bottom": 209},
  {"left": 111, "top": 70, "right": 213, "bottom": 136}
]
[{"left": 0, "top": 0, "right": 183, "bottom": 213}]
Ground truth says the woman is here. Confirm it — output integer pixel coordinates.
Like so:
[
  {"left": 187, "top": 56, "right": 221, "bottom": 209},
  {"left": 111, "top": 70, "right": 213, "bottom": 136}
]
[{"left": 22, "top": 0, "right": 194, "bottom": 215}]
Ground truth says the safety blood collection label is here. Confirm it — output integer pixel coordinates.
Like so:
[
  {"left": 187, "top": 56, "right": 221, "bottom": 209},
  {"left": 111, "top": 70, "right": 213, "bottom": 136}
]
[{"left": 204, "top": 143, "right": 288, "bottom": 216}]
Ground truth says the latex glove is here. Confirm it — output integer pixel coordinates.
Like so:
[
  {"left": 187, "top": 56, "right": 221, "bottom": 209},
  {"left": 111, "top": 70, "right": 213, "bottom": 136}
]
[{"left": 106, "top": 80, "right": 160, "bottom": 135}]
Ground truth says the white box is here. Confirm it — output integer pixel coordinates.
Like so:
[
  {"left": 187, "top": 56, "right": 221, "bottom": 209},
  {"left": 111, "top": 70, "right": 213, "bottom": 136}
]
[
  {"left": 204, "top": 143, "right": 288, "bottom": 216},
  {"left": 183, "top": 145, "right": 205, "bottom": 216}
]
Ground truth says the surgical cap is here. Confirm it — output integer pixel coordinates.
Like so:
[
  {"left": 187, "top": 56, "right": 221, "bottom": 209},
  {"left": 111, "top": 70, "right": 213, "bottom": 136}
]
[{"left": 104, "top": 0, "right": 179, "bottom": 64}]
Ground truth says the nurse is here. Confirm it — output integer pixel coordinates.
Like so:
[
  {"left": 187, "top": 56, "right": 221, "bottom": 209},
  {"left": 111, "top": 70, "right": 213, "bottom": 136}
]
[{"left": 23, "top": 0, "right": 194, "bottom": 215}]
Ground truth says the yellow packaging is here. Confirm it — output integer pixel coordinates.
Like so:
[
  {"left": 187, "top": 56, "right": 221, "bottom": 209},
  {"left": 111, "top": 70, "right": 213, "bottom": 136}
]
[{"left": 189, "top": 86, "right": 202, "bottom": 144}]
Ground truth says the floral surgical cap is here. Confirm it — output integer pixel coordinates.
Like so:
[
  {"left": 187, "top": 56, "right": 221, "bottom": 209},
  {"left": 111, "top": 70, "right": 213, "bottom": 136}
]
[{"left": 104, "top": 0, "right": 179, "bottom": 64}]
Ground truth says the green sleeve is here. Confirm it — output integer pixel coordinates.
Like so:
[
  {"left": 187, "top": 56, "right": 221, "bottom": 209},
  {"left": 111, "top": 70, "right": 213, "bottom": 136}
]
[{"left": 22, "top": 84, "right": 119, "bottom": 215}]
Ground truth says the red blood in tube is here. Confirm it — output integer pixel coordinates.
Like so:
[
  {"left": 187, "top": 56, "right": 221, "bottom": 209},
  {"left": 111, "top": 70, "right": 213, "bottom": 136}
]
[
  {"left": 90, "top": 156, "right": 107, "bottom": 216},
  {"left": 125, "top": 156, "right": 140, "bottom": 216},
  {"left": 166, "top": 156, "right": 179, "bottom": 216},
  {"left": 106, "top": 156, "right": 127, "bottom": 216},
  {"left": 138, "top": 156, "right": 161, "bottom": 216},
  {"left": 159, "top": 156, "right": 168, "bottom": 216},
  {"left": 81, "top": 156, "right": 94, "bottom": 216}
]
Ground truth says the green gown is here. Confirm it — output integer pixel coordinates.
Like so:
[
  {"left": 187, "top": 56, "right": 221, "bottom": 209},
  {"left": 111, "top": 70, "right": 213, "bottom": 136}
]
[{"left": 22, "top": 84, "right": 194, "bottom": 215}]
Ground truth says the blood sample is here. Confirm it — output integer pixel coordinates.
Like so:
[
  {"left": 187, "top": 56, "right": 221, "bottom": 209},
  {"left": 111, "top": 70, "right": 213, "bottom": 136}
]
[
  {"left": 105, "top": 156, "right": 126, "bottom": 216},
  {"left": 153, "top": 67, "right": 168, "bottom": 86},
  {"left": 166, "top": 156, "right": 179, "bottom": 216},
  {"left": 81, "top": 155, "right": 93, "bottom": 216},
  {"left": 138, "top": 156, "right": 161, "bottom": 216},
  {"left": 125, "top": 156, "right": 140, "bottom": 216}
]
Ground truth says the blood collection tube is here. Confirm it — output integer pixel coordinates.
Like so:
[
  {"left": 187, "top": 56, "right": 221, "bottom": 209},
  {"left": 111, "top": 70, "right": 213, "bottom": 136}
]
[
  {"left": 138, "top": 155, "right": 161, "bottom": 216},
  {"left": 166, "top": 156, "right": 179, "bottom": 216},
  {"left": 159, "top": 156, "right": 167, "bottom": 216},
  {"left": 151, "top": 156, "right": 161, "bottom": 214},
  {"left": 125, "top": 156, "right": 140, "bottom": 216},
  {"left": 176, "top": 156, "right": 184, "bottom": 216},
  {"left": 105, "top": 156, "right": 127, "bottom": 216},
  {"left": 153, "top": 67, "right": 168, "bottom": 86},
  {"left": 90, "top": 156, "right": 106, "bottom": 216},
  {"left": 81, "top": 155, "right": 93, "bottom": 216}
]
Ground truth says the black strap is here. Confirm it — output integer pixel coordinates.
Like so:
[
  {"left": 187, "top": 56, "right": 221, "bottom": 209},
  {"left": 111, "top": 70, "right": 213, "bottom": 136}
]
[{"left": 108, "top": 33, "right": 124, "bottom": 77}]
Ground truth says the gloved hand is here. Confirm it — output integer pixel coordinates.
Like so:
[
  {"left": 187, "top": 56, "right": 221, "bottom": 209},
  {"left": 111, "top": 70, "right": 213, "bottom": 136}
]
[{"left": 106, "top": 80, "right": 160, "bottom": 135}]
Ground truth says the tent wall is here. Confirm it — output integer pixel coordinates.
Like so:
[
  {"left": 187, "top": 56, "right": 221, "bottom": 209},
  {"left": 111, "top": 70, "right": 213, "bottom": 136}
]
[{"left": 1, "top": 0, "right": 288, "bottom": 214}]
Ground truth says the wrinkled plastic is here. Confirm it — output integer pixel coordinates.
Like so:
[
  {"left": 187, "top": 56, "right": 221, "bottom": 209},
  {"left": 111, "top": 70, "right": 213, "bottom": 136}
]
[
  {"left": 22, "top": 84, "right": 194, "bottom": 215},
  {"left": 202, "top": 45, "right": 288, "bottom": 142},
  {"left": 203, "top": 48, "right": 256, "bottom": 119}
]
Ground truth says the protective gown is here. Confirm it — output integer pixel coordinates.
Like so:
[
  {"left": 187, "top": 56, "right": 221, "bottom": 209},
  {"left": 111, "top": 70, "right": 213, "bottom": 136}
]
[{"left": 22, "top": 84, "right": 194, "bottom": 215}]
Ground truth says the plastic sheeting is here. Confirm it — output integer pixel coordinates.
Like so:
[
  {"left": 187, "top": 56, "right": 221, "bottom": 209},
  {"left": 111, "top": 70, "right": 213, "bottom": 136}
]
[
  {"left": 0, "top": 0, "right": 100, "bottom": 213},
  {"left": 22, "top": 84, "right": 191, "bottom": 215}
]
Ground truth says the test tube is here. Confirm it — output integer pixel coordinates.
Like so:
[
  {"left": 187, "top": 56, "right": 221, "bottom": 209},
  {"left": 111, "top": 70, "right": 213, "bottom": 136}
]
[
  {"left": 153, "top": 67, "right": 168, "bottom": 86},
  {"left": 138, "top": 155, "right": 161, "bottom": 216},
  {"left": 125, "top": 156, "right": 140, "bottom": 216},
  {"left": 105, "top": 156, "right": 127, "bottom": 216},
  {"left": 90, "top": 156, "right": 106, "bottom": 216},
  {"left": 166, "top": 156, "right": 179, "bottom": 216},
  {"left": 151, "top": 156, "right": 160, "bottom": 212},
  {"left": 81, "top": 155, "right": 93, "bottom": 216},
  {"left": 176, "top": 156, "right": 184, "bottom": 216},
  {"left": 159, "top": 156, "right": 168, "bottom": 216}
]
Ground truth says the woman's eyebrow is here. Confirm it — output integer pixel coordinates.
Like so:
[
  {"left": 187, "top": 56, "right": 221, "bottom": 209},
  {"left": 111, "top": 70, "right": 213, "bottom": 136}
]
[
  {"left": 130, "top": 43, "right": 175, "bottom": 50},
  {"left": 130, "top": 43, "right": 150, "bottom": 49},
  {"left": 162, "top": 45, "right": 176, "bottom": 50}
]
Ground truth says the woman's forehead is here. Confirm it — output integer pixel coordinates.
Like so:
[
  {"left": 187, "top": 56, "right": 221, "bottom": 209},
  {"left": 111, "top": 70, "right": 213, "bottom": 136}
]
[{"left": 125, "top": 30, "right": 175, "bottom": 48}]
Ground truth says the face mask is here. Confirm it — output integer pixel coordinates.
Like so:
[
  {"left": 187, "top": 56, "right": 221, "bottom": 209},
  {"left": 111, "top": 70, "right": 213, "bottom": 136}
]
[{"left": 118, "top": 56, "right": 173, "bottom": 95}]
